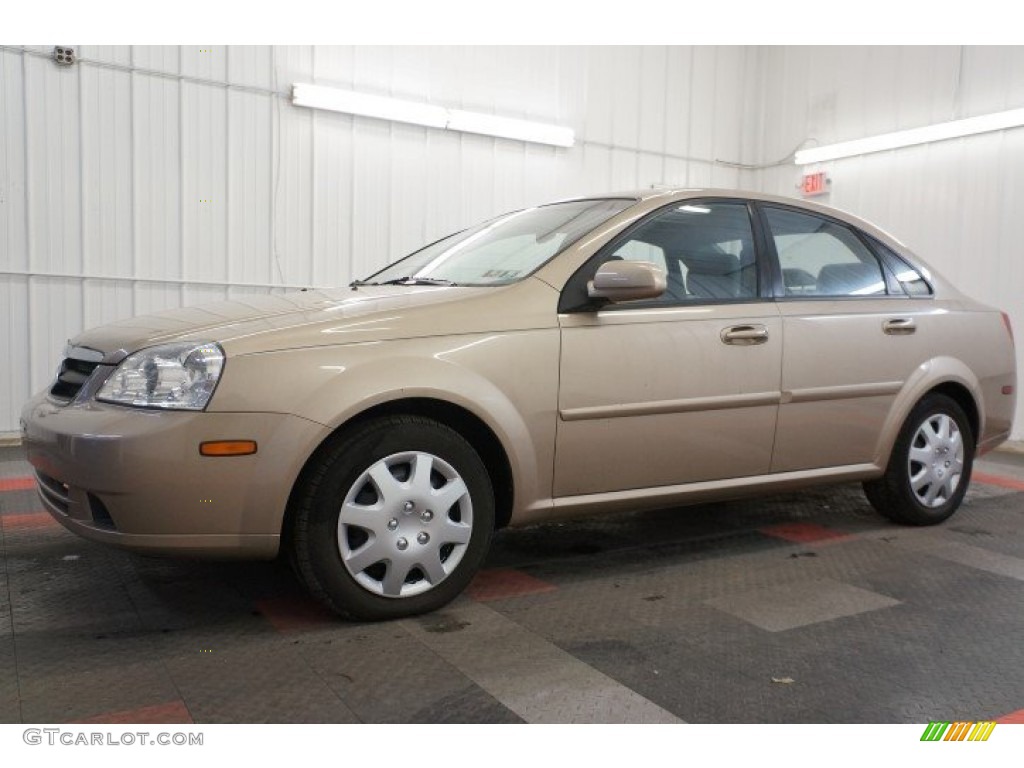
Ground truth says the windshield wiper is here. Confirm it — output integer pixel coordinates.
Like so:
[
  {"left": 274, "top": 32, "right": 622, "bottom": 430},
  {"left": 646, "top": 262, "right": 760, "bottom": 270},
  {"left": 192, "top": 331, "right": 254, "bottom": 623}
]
[{"left": 376, "top": 277, "right": 458, "bottom": 286}]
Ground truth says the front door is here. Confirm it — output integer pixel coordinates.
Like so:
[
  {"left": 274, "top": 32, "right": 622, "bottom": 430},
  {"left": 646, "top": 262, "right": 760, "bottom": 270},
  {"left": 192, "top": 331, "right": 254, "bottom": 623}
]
[{"left": 554, "top": 200, "right": 783, "bottom": 497}]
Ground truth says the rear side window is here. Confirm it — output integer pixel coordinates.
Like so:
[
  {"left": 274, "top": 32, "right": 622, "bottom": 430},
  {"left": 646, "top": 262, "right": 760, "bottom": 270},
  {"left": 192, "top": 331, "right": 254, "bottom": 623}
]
[{"left": 764, "top": 207, "right": 888, "bottom": 297}]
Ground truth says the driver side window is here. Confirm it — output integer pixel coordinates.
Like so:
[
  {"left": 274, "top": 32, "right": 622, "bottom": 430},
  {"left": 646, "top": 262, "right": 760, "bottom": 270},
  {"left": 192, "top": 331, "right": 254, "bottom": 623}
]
[{"left": 600, "top": 201, "right": 758, "bottom": 304}]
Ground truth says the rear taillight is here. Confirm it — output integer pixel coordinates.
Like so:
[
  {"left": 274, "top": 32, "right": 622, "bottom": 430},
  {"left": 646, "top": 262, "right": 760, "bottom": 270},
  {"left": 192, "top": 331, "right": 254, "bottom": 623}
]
[{"left": 1002, "top": 311, "right": 1015, "bottom": 346}]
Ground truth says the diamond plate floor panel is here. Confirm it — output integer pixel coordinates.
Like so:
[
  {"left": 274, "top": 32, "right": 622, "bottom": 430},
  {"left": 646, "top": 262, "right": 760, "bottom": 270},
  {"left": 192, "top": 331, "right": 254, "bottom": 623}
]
[
  {"left": 301, "top": 620, "right": 523, "bottom": 723},
  {"left": 164, "top": 644, "right": 361, "bottom": 724},
  {"left": 403, "top": 602, "right": 681, "bottom": 723},
  {"left": 704, "top": 577, "right": 901, "bottom": 632},
  {"left": 1, "top": 444, "right": 1023, "bottom": 723}
]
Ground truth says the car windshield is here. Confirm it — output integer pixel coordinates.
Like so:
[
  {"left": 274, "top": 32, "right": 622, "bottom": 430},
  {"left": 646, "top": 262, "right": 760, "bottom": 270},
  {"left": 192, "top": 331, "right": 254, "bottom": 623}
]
[{"left": 359, "top": 198, "right": 634, "bottom": 287}]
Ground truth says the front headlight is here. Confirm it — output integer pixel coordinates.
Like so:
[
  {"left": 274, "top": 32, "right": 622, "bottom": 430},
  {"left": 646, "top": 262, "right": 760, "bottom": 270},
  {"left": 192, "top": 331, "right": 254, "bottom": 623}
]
[{"left": 96, "top": 342, "right": 225, "bottom": 410}]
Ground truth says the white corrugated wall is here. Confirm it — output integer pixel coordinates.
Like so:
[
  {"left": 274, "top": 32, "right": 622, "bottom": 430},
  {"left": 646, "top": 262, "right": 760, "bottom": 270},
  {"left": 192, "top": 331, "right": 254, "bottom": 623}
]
[
  {"left": 0, "top": 44, "right": 756, "bottom": 435},
  {"left": 751, "top": 46, "right": 1024, "bottom": 440},
  {"left": 5, "top": 45, "right": 1021, "bottom": 441}
]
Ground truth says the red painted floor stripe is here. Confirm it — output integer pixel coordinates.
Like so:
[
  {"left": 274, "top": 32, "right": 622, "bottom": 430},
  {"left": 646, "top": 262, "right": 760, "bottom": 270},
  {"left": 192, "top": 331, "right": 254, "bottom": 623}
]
[
  {"left": 758, "top": 522, "right": 854, "bottom": 544},
  {"left": 75, "top": 700, "right": 194, "bottom": 724},
  {"left": 1, "top": 512, "right": 56, "bottom": 531},
  {"left": 995, "top": 708, "right": 1024, "bottom": 724},
  {"left": 467, "top": 568, "right": 558, "bottom": 602},
  {"left": 974, "top": 471, "right": 1024, "bottom": 492},
  {"left": 255, "top": 595, "right": 337, "bottom": 632},
  {"left": 0, "top": 476, "right": 35, "bottom": 492}
]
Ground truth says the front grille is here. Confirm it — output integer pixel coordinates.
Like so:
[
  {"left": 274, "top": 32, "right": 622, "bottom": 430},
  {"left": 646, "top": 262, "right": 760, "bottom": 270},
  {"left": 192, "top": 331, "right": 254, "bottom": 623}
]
[{"left": 50, "top": 357, "right": 100, "bottom": 401}]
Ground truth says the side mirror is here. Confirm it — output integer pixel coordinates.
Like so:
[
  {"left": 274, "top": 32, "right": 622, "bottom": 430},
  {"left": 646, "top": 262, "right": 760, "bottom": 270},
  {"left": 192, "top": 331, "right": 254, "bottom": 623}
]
[{"left": 587, "top": 260, "right": 667, "bottom": 303}]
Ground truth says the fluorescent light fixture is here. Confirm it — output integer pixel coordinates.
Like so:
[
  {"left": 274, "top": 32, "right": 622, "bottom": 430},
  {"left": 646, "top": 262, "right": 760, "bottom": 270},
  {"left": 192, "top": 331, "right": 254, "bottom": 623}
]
[
  {"left": 795, "top": 107, "right": 1024, "bottom": 165},
  {"left": 446, "top": 109, "right": 574, "bottom": 148},
  {"left": 678, "top": 204, "right": 711, "bottom": 214},
  {"left": 292, "top": 83, "right": 447, "bottom": 129},
  {"left": 291, "top": 83, "right": 574, "bottom": 148}
]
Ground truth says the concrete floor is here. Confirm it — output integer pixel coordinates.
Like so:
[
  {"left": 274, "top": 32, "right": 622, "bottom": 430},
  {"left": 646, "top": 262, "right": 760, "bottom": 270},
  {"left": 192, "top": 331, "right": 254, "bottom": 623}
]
[{"left": 2, "top": 445, "right": 1024, "bottom": 724}]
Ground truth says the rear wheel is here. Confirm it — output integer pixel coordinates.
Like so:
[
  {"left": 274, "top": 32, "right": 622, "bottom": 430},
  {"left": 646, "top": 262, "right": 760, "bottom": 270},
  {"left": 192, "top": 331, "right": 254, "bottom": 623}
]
[
  {"left": 290, "top": 415, "right": 494, "bottom": 620},
  {"left": 863, "top": 393, "right": 974, "bottom": 525}
]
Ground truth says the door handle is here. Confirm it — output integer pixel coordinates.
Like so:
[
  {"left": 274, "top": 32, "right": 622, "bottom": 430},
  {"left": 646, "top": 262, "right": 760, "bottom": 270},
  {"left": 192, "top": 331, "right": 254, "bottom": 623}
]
[
  {"left": 721, "top": 324, "right": 769, "bottom": 345},
  {"left": 883, "top": 318, "right": 916, "bottom": 335}
]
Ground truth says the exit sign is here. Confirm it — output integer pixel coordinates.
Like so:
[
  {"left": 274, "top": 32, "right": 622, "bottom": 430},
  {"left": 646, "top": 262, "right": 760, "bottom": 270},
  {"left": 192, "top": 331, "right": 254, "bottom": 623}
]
[{"left": 802, "top": 171, "right": 829, "bottom": 197}]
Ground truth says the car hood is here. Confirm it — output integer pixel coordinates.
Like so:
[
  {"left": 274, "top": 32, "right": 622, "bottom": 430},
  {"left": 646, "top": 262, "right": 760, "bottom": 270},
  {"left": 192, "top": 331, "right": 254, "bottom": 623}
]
[{"left": 69, "top": 279, "right": 558, "bottom": 362}]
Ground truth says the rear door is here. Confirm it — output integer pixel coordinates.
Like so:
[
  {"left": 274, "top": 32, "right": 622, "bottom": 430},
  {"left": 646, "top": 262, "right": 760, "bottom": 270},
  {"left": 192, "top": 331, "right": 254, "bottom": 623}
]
[
  {"left": 758, "top": 203, "right": 937, "bottom": 472},
  {"left": 554, "top": 200, "right": 783, "bottom": 497}
]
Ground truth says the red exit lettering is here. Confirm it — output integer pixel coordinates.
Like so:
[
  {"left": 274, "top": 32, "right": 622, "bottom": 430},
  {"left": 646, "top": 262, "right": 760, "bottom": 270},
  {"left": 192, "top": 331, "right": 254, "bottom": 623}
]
[{"left": 802, "top": 171, "right": 828, "bottom": 197}]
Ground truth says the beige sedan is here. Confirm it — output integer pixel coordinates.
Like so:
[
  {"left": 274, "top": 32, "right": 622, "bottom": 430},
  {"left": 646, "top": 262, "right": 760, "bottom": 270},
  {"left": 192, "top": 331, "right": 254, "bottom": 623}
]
[{"left": 21, "top": 189, "right": 1017, "bottom": 619}]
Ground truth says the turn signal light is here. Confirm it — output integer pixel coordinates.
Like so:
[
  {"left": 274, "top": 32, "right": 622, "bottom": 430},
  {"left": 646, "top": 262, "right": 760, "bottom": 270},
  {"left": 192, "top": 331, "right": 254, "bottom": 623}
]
[{"left": 199, "top": 440, "right": 258, "bottom": 457}]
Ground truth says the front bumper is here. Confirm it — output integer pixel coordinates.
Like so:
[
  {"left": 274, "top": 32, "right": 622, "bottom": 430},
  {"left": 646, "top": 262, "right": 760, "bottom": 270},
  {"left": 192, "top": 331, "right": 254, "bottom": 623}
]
[{"left": 20, "top": 392, "right": 328, "bottom": 558}]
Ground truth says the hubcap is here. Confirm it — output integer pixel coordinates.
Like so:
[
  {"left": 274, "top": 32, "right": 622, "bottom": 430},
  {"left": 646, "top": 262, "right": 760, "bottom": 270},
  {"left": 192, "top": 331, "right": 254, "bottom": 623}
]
[
  {"left": 908, "top": 413, "right": 964, "bottom": 509},
  {"left": 336, "top": 451, "right": 473, "bottom": 598}
]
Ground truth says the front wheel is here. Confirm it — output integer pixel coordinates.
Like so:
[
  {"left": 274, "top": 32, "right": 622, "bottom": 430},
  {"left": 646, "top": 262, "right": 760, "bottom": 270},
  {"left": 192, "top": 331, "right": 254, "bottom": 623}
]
[
  {"left": 290, "top": 415, "right": 495, "bottom": 620},
  {"left": 863, "top": 393, "right": 974, "bottom": 526}
]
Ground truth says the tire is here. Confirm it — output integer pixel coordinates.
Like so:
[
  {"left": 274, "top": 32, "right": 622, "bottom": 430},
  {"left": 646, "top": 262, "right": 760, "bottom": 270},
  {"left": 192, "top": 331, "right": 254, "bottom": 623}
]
[
  {"left": 290, "top": 415, "right": 495, "bottom": 620},
  {"left": 863, "top": 393, "right": 974, "bottom": 526}
]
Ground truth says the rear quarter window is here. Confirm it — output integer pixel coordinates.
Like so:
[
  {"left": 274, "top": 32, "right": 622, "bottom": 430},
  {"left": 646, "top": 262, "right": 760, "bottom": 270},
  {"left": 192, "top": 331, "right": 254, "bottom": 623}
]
[{"left": 869, "top": 239, "right": 934, "bottom": 296}]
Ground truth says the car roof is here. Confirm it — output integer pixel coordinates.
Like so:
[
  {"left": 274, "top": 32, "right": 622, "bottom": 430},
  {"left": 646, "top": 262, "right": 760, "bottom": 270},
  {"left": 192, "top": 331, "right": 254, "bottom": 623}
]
[{"left": 557, "top": 187, "right": 907, "bottom": 250}]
